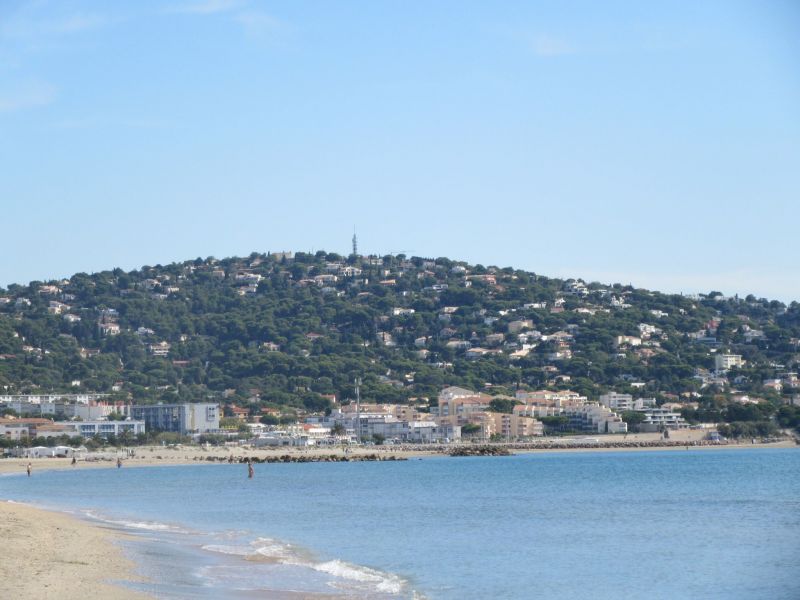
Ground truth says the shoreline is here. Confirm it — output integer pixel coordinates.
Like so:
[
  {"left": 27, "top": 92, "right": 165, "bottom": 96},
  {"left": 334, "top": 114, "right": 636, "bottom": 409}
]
[
  {"left": 1, "top": 434, "right": 795, "bottom": 476},
  {"left": 0, "top": 501, "right": 152, "bottom": 600}
]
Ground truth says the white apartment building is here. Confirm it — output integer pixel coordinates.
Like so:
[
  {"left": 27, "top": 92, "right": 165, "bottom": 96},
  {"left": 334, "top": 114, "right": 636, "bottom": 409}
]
[
  {"left": 637, "top": 408, "right": 688, "bottom": 432},
  {"left": 513, "top": 404, "right": 562, "bottom": 418},
  {"left": 515, "top": 390, "right": 587, "bottom": 407},
  {"left": 0, "top": 393, "right": 109, "bottom": 405},
  {"left": 599, "top": 393, "right": 658, "bottom": 412},
  {"left": 563, "top": 403, "right": 628, "bottom": 434},
  {"left": 306, "top": 409, "right": 459, "bottom": 443},
  {"left": 71, "top": 420, "right": 146, "bottom": 438},
  {"left": 715, "top": 354, "right": 745, "bottom": 371},
  {"left": 599, "top": 392, "right": 634, "bottom": 411}
]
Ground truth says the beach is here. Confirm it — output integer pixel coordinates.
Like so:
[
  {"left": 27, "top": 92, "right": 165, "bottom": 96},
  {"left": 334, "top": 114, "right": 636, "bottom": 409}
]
[
  {"left": 0, "top": 430, "right": 795, "bottom": 476},
  {"left": 0, "top": 501, "right": 150, "bottom": 600}
]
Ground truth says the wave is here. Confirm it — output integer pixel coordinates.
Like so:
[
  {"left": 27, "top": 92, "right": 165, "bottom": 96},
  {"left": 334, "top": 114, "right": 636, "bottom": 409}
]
[
  {"left": 252, "top": 537, "right": 302, "bottom": 561},
  {"left": 82, "top": 509, "right": 192, "bottom": 534},
  {"left": 202, "top": 535, "right": 411, "bottom": 596},
  {"left": 202, "top": 537, "right": 297, "bottom": 561},
  {"left": 312, "top": 559, "right": 406, "bottom": 594}
]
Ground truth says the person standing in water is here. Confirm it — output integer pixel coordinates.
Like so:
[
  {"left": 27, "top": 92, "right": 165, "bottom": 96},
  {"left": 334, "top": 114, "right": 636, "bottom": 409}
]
[
  {"left": 247, "top": 460, "right": 254, "bottom": 479},
  {"left": 117, "top": 457, "right": 122, "bottom": 468},
  {"left": 26, "top": 462, "right": 31, "bottom": 477}
]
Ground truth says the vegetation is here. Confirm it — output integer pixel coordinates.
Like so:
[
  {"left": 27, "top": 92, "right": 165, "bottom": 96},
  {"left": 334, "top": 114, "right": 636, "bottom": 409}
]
[
  {"left": 489, "top": 398, "right": 516, "bottom": 414},
  {"left": 776, "top": 405, "right": 800, "bottom": 432},
  {"left": 716, "top": 421, "right": 777, "bottom": 439},
  {"left": 0, "top": 251, "right": 798, "bottom": 425},
  {"left": 621, "top": 411, "right": 647, "bottom": 432}
]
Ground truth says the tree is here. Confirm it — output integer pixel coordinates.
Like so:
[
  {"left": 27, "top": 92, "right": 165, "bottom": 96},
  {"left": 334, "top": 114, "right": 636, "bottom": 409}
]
[
  {"left": 0, "top": 248, "right": 796, "bottom": 422},
  {"left": 489, "top": 398, "right": 515, "bottom": 414},
  {"left": 776, "top": 405, "right": 800, "bottom": 431},
  {"left": 621, "top": 411, "right": 646, "bottom": 432}
]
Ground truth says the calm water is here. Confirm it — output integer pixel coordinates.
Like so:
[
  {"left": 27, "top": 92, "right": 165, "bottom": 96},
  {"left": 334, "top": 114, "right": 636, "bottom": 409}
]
[{"left": 2, "top": 449, "right": 799, "bottom": 599}]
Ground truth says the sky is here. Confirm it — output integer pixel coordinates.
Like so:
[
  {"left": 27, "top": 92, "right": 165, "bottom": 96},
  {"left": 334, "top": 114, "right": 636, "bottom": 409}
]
[{"left": 1, "top": 0, "right": 799, "bottom": 302}]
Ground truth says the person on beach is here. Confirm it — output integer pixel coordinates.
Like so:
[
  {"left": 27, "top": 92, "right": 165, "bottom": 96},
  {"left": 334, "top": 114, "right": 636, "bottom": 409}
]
[
  {"left": 247, "top": 460, "right": 254, "bottom": 479},
  {"left": 71, "top": 456, "right": 77, "bottom": 466},
  {"left": 26, "top": 462, "right": 31, "bottom": 477},
  {"left": 117, "top": 457, "right": 122, "bottom": 468}
]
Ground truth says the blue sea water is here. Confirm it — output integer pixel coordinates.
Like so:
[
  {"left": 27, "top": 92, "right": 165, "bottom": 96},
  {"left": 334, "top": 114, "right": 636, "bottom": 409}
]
[{"left": 2, "top": 449, "right": 799, "bottom": 600}]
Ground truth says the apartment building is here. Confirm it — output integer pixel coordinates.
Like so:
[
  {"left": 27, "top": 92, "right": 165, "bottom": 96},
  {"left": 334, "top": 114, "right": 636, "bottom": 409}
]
[
  {"left": 131, "top": 403, "right": 219, "bottom": 434},
  {"left": 715, "top": 354, "right": 745, "bottom": 371}
]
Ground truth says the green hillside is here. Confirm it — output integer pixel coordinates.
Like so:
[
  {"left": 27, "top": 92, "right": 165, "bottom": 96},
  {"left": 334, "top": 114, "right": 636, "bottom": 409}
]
[{"left": 2, "top": 251, "right": 799, "bottom": 423}]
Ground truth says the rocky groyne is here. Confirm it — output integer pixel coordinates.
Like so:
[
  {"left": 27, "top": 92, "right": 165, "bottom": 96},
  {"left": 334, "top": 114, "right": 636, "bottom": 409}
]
[{"left": 197, "top": 454, "right": 407, "bottom": 464}]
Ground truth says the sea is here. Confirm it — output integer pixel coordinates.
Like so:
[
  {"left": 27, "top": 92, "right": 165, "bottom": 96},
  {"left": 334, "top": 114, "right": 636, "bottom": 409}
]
[{"left": 2, "top": 448, "right": 799, "bottom": 600}]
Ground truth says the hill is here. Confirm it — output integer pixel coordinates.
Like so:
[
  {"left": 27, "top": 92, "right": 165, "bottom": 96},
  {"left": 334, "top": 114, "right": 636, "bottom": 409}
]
[{"left": 1, "top": 251, "right": 799, "bottom": 426}]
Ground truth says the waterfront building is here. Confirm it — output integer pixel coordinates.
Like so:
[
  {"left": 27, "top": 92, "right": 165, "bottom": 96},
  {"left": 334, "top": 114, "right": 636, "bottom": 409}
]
[
  {"left": 71, "top": 420, "right": 146, "bottom": 438},
  {"left": 307, "top": 408, "right": 460, "bottom": 443},
  {"left": 131, "top": 403, "right": 219, "bottom": 434},
  {"left": 598, "top": 392, "right": 634, "bottom": 411},
  {"left": 513, "top": 404, "right": 561, "bottom": 418},
  {"left": 562, "top": 403, "right": 628, "bottom": 434},
  {"left": 490, "top": 413, "right": 544, "bottom": 439},
  {"left": 636, "top": 408, "right": 688, "bottom": 432},
  {"left": 433, "top": 388, "right": 492, "bottom": 418}
]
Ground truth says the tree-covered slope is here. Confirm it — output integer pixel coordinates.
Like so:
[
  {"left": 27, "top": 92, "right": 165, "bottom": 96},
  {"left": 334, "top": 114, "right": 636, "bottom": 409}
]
[{"left": 1, "top": 251, "right": 798, "bottom": 415}]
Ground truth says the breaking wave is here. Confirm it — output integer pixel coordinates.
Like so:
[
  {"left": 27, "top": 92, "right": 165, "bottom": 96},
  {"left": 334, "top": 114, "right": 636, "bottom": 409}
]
[
  {"left": 82, "top": 509, "right": 192, "bottom": 534},
  {"left": 201, "top": 535, "right": 412, "bottom": 596},
  {"left": 312, "top": 559, "right": 406, "bottom": 594}
]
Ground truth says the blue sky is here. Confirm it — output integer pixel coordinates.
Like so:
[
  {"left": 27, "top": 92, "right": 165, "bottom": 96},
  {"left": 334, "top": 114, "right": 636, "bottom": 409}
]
[{"left": 1, "top": 0, "right": 798, "bottom": 301}]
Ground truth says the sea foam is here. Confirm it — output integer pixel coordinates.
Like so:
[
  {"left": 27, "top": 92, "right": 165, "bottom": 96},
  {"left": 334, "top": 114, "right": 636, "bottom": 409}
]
[
  {"left": 201, "top": 534, "right": 409, "bottom": 596},
  {"left": 83, "top": 509, "right": 192, "bottom": 534}
]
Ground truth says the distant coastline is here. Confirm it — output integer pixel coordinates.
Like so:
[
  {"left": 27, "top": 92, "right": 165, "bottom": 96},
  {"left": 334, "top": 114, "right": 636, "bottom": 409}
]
[{"left": 1, "top": 432, "right": 795, "bottom": 477}]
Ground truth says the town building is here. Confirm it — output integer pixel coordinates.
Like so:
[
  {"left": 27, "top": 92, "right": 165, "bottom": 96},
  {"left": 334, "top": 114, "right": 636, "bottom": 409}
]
[
  {"left": 598, "top": 392, "right": 634, "bottom": 411},
  {"left": 562, "top": 403, "right": 628, "bottom": 434},
  {"left": 70, "top": 420, "right": 146, "bottom": 438},
  {"left": 715, "top": 354, "right": 745, "bottom": 371},
  {"left": 490, "top": 413, "right": 544, "bottom": 439},
  {"left": 0, "top": 418, "right": 55, "bottom": 440},
  {"left": 130, "top": 403, "right": 219, "bottom": 434},
  {"left": 636, "top": 408, "right": 688, "bottom": 432}
]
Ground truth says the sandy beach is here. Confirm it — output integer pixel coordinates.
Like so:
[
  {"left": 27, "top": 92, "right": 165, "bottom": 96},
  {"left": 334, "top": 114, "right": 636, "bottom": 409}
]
[
  {"left": 1, "top": 430, "right": 795, "bottom": 476},
  {"left": 0, "top": 501, "right": 151, "bottom": 600}
]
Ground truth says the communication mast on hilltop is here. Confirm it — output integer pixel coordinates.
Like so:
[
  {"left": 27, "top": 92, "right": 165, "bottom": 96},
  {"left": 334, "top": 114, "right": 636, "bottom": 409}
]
[{"left": 352, "top": 229, "right": 358, "bottom": 257}]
